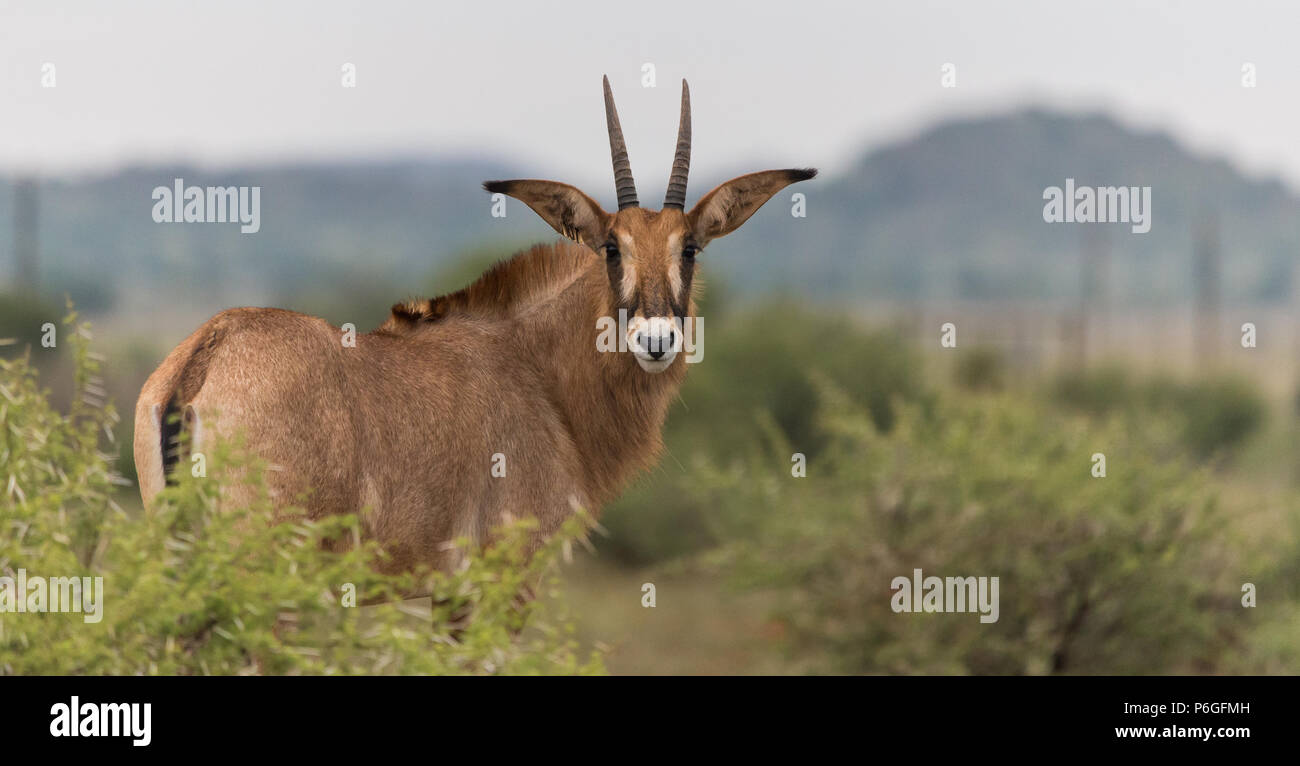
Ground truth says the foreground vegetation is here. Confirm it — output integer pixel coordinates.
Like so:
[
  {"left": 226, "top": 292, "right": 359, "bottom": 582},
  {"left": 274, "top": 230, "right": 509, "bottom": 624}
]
[
  {"left": 594, "top": 306, "right": 1300, "bottom": 674},
  {"left": 0, "top": 313, "right": 600, "bottom": 675}
]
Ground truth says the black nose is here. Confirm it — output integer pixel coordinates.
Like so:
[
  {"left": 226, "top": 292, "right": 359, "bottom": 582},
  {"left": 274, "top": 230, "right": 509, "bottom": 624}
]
[{"left": 637, "top": 331, "right": 677, "bottom": 360}]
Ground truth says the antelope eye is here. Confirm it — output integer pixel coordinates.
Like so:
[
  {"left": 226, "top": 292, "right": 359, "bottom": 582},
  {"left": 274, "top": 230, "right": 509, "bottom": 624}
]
[
  {"left": 604, "top": 243, "right": 620, "bottom": 259},
  {"left": 682, "top": 245, "right": 698, "bottom": 260}
]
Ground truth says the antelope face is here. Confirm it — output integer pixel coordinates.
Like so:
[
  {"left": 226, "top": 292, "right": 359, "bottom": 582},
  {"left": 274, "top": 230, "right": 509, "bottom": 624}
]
[
  {"left": 603, "top": 207, "right": 695, "bottom": 372},
  {"left": 485, "top": 76, "right": 815, "bottom": 374}
]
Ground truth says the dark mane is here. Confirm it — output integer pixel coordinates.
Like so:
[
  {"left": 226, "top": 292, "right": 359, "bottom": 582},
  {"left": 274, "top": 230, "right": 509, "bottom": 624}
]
[{"left": 379, "top": 241, "right": 592, "bottom": 332}]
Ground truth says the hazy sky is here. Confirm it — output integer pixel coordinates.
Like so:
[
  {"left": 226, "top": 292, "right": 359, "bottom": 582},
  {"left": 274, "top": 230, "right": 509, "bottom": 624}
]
[{"left": 5, "top": 0, "right": 1300, "bottom": 192}]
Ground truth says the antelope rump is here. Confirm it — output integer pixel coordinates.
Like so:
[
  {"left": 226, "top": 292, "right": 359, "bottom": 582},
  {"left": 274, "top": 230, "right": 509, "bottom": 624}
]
[{"left": 134, "top": 76, "right": 816, "bottom": 574}]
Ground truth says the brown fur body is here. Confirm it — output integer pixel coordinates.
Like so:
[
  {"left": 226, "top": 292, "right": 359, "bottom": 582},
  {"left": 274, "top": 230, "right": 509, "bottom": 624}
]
[{"left": 135, "top": 241, "right": 688, "bottom": 572}]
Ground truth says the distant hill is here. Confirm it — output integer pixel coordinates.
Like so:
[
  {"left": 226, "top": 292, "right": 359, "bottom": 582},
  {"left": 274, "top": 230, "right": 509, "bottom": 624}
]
[
  {"left": 2, "top": 109, "right": 1298, "bottom": 330},
  {"left": 724, "top": 109, "right": 1300, "bottom": 305},
  {"left": 0, "top": 158, "right": 535, "bottom": 323}
]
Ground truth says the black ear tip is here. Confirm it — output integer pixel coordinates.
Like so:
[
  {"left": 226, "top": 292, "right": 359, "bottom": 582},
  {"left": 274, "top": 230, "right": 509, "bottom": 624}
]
[
  {"left": 793, "top": 168, "right": 818, "bottom": 181},
  {"left": 483, "top": 180, "right": 510, "bottom": 194}
]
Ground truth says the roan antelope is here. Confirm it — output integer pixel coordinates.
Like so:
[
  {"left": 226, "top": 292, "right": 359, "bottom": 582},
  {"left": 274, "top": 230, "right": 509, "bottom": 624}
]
[{"left": 134, "top": 76, "right": 815, "bottom": 573}]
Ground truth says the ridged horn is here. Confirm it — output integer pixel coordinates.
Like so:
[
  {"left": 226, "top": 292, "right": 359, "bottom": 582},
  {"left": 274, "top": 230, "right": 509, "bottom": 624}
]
[
  {"left": 663, "top": 79, "right": 691, "bottom": 210},
  {"left": 603, "top": 75, "right": 638, "bottom": 209}
]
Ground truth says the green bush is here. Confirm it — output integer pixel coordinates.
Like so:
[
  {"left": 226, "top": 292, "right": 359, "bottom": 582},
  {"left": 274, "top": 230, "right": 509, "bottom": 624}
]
[
  {"left": 0, "top": 313, "right": 601, "bottom": 675},
  {"left": 699, "top": 378, "right": 1269, "bottom": 674},
  {"left": 952, "top": 346, "right": 1007, "bottom": 392},
  {"left": 600, "top": 305, "right": 926, "bottom": 565},
  {"left": 677, "top": 304, "right": 925, "bottom": 456},
  {"left": 1052, "top": 367, "right": 1265, "bottom": 459},
  {"left": 1171, "top": 377, "right": 1266, "bottom": 459},
  {"left": 0, "top": 291, "right": 63, "bottom": 355}
]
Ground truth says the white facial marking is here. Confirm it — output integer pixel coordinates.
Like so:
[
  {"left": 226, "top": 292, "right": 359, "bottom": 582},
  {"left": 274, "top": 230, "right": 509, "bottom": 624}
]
[
  {"left": 626, "top": 314, "right": 679, "bottom": 373},
  {"left": 619, "top": 255, "right": 637, "bottom": 304},
  {"left": 666, "top": 234, "right": 684, "bottom": 301}
]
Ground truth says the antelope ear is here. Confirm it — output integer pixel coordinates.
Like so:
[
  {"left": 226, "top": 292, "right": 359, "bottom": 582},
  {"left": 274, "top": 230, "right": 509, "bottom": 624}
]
[
  {"left": 483, "top": 180, "right": 612, "bottom": 249},
  {"left": 687, "top": 168, "right": 817, "bottom": 247}
]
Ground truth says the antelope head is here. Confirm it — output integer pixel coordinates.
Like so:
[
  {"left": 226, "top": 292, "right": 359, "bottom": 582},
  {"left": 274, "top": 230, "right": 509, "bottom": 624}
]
[{"left": 485, "top": 76, "right": 816, "bottom": 373}]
